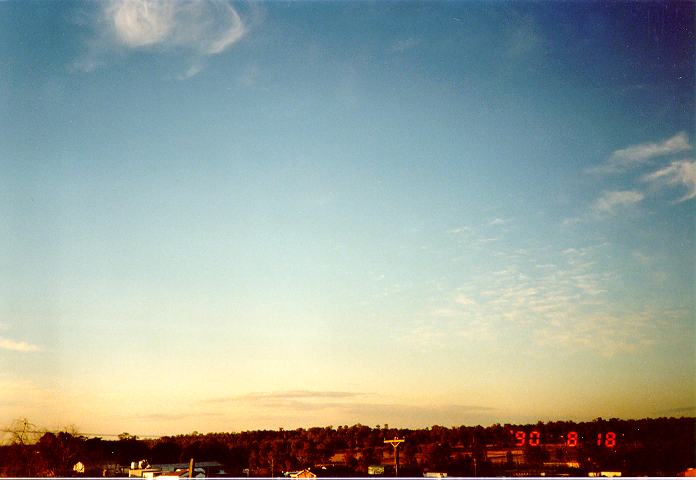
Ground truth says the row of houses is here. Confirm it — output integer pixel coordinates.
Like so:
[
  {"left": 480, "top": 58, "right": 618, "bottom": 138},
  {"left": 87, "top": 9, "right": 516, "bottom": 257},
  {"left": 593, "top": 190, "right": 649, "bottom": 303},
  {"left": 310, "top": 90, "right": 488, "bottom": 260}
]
[
  {"left": 128, "top": 460, "right": 226, "bottom": 478},
  {"left": 127, "top": 463, "right": 321, "bottom": 479}
]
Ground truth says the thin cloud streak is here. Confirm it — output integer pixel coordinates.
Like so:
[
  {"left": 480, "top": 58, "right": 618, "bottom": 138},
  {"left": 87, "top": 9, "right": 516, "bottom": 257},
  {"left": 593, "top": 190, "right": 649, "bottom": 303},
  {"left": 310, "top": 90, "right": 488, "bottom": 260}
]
[
  {"left": 488, "top": 218, "right": 509, "bottom": 226},
  {"left": 204, "top": 390, "right": 371, "bottom": 404},
  {"left": 591, "top": 190, "right": 644, "bottom": 215},
  {"left": 564, "top": 190, "right": 644, "bottom": 225},
  {"left": 131, "top": 412, "right": 222, "bottom": 422},
  {"left": 388, "top": 38, "right": 420, "bottom": 53},
  {"left": 656, "top": 406, "right": 696, "bottom": 416},
  {"left": 0, "top": 336, "right": 40, "bottom": 352},
  {"left": 642, "top": 159, "right": 696, "bottom": 202},
  {"left": 201, "top": 396, "right": 496, "bottom": 428},
  {"left": 589, "top": 132, "right": 691, "bottom": 174},
  {"left": 340, "top": 402, "right": 497, "bottom": 427},
  {"left": 178, "top": 64, "right": 203, "bottom": 80},
  {"left": 195, "top": 392, "right": 497, "bottom": 427}
]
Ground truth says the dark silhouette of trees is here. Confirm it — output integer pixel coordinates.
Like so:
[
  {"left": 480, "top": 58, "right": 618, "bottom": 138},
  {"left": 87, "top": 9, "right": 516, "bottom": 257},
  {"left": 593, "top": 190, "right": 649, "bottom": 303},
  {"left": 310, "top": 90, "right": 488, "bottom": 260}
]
[
  {"left": 422, "top": 442, "right": 451, "bottom": 471},
  {"left": 0, "top": 417, "right": 693, "bottom": 477},
  {"left": 114, "top": 434, "right": 148, "bottom": 466},
  {"left": 35, "top": 431, "right": 85, "bottom": 476},
  {"left": 150, "top": 441, "right": 181, "bottom": 464}
]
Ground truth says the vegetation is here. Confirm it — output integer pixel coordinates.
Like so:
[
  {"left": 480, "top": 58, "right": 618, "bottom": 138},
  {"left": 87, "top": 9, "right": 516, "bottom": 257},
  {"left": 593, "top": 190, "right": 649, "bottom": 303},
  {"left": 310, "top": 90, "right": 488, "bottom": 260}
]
[{"left": 0, "top": 417, "right": 693, "bottom": 477}]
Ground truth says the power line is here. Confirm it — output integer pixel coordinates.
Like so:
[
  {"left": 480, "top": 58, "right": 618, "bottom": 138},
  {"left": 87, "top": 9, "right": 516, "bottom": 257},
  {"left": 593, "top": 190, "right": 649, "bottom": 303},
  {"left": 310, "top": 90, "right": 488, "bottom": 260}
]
[{"left": 0, "top": 429, "right": 161, "bottom": 439}]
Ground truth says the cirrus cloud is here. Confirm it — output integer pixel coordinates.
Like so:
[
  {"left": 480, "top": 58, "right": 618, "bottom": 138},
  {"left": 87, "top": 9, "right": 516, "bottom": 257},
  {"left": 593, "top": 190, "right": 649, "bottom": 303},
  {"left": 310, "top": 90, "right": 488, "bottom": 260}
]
[
  {"left": 642, "top": 159, "right": 696, "bottom": 203},
  {"left": 74, "top": 0, "right": 246, "bottom": 77},
  {"left": 589, "top": 132, "right": 691, "bottom": 175},
  {"left": 107, "top": 0, "right": 244, "bottom": 54},
  {"left": 591, "top": 190, "right": 644, "bottom": 215},
  {"left": 108, "top": 0, "right": 175, "bottom": 48}
]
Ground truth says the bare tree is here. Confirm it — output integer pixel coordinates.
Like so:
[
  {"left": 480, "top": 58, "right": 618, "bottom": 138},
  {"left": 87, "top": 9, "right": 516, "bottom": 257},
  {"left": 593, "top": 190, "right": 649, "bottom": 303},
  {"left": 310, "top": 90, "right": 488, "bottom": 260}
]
[
  {"left": 5, "top": 417, "right": 41, "bottom": 445},
  {"left": 2, "top": 418, "right": 42, "bottom": 476}
]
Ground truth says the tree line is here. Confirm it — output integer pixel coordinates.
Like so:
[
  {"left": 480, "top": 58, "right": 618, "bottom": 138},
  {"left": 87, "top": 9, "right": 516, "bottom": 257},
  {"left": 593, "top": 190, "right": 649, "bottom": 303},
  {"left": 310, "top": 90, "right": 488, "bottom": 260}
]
[{"left": 0, "top": 417, "right": 693, "bottom": 477}]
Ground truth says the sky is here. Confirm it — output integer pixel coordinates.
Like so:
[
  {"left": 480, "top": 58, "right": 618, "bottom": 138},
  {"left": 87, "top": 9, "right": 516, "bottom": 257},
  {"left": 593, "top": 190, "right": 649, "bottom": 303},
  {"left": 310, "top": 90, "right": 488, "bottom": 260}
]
[{"left": 0, "top": 0, "right": 694, "bottom": 438}]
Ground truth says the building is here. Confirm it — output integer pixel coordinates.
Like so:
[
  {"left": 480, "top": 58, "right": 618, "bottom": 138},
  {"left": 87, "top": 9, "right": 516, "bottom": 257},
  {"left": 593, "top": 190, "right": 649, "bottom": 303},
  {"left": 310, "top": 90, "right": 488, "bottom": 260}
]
[
  {"left": 128, "top": 461, "right": 226, "bottom": 478},
  {"left": 284, "top": 469, "right": 317, "bottom": 478}
]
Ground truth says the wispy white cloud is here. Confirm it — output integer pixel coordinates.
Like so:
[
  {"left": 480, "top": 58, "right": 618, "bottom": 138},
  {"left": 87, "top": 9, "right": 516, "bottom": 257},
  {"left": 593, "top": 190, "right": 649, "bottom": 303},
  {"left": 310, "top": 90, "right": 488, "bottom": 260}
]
[
  {"left": 566, "top": 190, "right": 645, "bottom": 224},
  {"left": 642, "top": 159, "right": 696, "bottom": 202},
  {"left": 488, "top": 217, "right": 509, "bottom": 226},
  {"left": 402, "top": 237, "right": 671, "bottom": 357},
  {"left": 454, "top": 294, "right": 476, "bottom": 306},
  {"left": 178, "top": 63, "right": 203, "bottom": 80},
  {"left": 591, "top": 190, "right": 644, "bottom": 215},
  {"left": 535, "top": 310, "right": 662, "bottom": 357},
  {"left": 108, "top": 0, "right": 175, "bottom": 47},
  {"left": 589, "top": 132, "right": 691, "bottom": 174},
  {"left": 568, "top": 133, "right": 692, "bottom": 224},
  {"left": 388, "top": 38, "right": 420, "bottom": 53},
  {"left": 448, "top": 226, "right": 472, "bottom": 235},
  {"left": 108, "top": 0, "right": 244, "bottom": 53},
  {"left": 0, "top": 336, "right": 40, "bottom": 352},
  {"left": 75, "top": 0, "right": 246, "bottom": 77}
]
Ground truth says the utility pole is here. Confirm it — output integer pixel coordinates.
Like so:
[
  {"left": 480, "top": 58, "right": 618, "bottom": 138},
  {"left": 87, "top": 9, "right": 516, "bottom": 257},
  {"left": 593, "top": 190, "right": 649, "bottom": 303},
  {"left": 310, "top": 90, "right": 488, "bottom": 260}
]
[{"left": 384, "top": 437, "right": 405, "bottom": 477}]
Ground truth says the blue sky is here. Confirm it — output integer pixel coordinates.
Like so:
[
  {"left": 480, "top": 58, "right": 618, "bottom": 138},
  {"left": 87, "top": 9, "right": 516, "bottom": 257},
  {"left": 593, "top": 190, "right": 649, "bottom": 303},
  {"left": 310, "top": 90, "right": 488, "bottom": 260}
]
[{"left": 1, "top": 1, "right": 694, "bottom": 437}]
